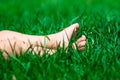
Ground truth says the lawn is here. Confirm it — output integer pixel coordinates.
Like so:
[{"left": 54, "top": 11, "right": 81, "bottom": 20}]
[{"left": 0, "top": 0, "right": 120, "bottom": 80}]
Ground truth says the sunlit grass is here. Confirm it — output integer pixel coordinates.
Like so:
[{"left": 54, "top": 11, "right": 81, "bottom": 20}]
[{"left": 0, "top": 0, "right": 120, "bottom": 80}]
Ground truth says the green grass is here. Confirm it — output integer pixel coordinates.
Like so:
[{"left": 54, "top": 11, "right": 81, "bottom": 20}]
[{"left": 0, "top": 0, "right": 120, "bottom": 80}]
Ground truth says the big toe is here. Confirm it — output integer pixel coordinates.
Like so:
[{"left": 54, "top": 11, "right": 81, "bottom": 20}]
[
  {"left": 71, "top": 23, "right": 79, "bottom": 37},
  {"left": 72, "top": 23, "right": 79, "bottom": 31}
]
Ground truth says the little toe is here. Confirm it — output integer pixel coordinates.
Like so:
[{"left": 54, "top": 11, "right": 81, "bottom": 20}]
[{"left": 79, "top": 47, "right": 85, "bottom": 51}]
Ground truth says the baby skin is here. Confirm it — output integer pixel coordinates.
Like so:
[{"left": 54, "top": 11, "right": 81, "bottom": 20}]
[{"left": 0, "top": 23, "right": 86, "bottom": 59}]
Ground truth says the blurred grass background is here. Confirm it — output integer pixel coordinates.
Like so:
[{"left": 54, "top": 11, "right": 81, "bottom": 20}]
[{"left": 0, "top": 0, "right": 120, "bottom": 80}]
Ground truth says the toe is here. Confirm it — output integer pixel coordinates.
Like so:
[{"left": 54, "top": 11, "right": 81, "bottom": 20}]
[
  {"left": 72, "top": 23, "right": 79, "bottom": 37},
  {"left": 74, "top": 23, "right": 79, "bottom": 30},
  {"left": 78, "top": 40, "right": 86, "bottom": 47},
  {"left": 77, "top": 35, "right": 86, "bottom": 43},
  {"left": 70, "top": 23, "right": 79, "bottom": 29},
  {"left": 79, "top": 47, "right": 85, "bottom": 51},
  {"left": 81, "top": 35, "right": 86, "bottom": 40}
]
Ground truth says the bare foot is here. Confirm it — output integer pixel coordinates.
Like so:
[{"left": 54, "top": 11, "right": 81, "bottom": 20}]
[
  {"left": 47, "top": 23, "right": 86, "bottom": 50},
  {"left": 45, "top": 23, "right": 86, "bottom": 55},
  {"left": 61, "top": 23, "right": 86, "bottom": 50},
  {"left": 0, "top": 23, "right": 86, "bottom": 60}
]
